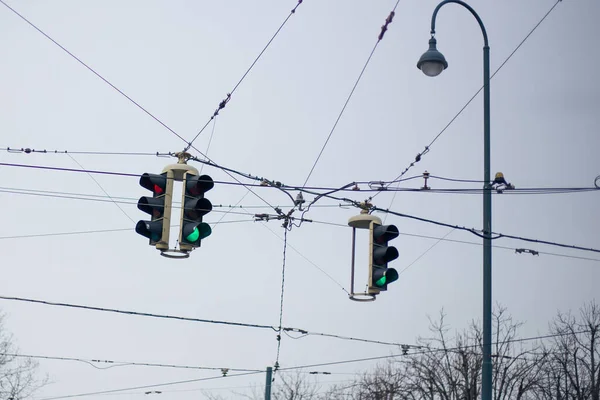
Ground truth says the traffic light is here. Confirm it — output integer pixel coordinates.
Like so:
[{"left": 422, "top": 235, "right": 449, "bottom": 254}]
[
  {"left": 179, "top": 172, "right": 213, "bottom": 251},
  {"left": 368, "top": 221, "right": 399, "bottom": 293},
  {"left": 135, "top": 172, "right": 172, "bottom": 249}
]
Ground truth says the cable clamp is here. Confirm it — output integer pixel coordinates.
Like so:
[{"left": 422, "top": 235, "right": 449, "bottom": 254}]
[
  {"left": 378, "top": 11, "right": 395, "bottom": 40},
  {"left": 213, "top": 93, "right": 231, "bottom": 117}
]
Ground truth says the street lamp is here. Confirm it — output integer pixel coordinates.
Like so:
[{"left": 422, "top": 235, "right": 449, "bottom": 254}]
[
  {"left": 417, "top": 2, "right": 493, "bottom": 400},
  {"left": 416, "top": 38, "right": 448, "bottom": 77}
]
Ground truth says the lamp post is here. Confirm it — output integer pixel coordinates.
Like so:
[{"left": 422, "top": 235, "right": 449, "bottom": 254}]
[{"left": 416, "top": 2, "right": 492, "bottom": 400}]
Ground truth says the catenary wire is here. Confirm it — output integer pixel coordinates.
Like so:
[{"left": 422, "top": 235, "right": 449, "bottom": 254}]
[
  {"left": 1, "top": 147, "right": 165, "bottom": 157},
  {"left": 0, "top": 1, "right": 188, "bottom": 145},
  {"left": 247, "top": 211, "right": 350, "bottom": 294},
  {"left": 377, "top": 0, "right": 563, "bottom": 196},
  {"left": 37, "top": 371, "right": 263, "bottom": 400},
  {"left": 0, "top": 295, "right": 278, "bottom": 331},
  {"left": 0, "top": 221, "right": 254, "bottom": 241},
  {"left": 37, "top": 328, "right": 591, "bottom": 400},
  {"left": 0, "top": 0, "right": 284, "bottom": 215},
  {"left": 397, "top": 228, "right": 455, "bottom": 276},
  {"left": 302, "top": 0, "right": 401, "bottom": 187},
  {"left": 280, "top": 329, "right": 594, "bottom": 372},
  {"left": 184, "top": 0, "right": 305, "bottom": 150},
  {"left": 3, "top": 162, "right": 596, "bottom": 195},
  {"left": 0, "top": 185, "right": 348, "bottom": 209},
  {"left": 2, "top": 220, "right": 597, "bottom": 264},
  {"left": 0, "top": 352, "right": 261, "bottom": 373},
  {"left": 67, "top": 153, "right": 135, "bottom": 223},
  {"left": 0, "top": 0, "right": 292, "bottom": 216},
  {"left": 0, "top": 189, "right": 258, "bottom": 217},
  {"left": 372, "top": 206, "right": 600, "bottom": 254},
  {"left": 0, "top": 295, "right": 427, "bottom": 349}
]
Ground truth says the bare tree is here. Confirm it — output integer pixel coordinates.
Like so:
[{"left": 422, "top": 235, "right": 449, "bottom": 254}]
[
  {"left": 0, "top": 314, "right": 46, "bottom": 400},
  {"left": 537, "top": 300, "right": 600, "bottom": 400},
  {"left": 396, "top": 306, "right": 542, "bottom": 400}
]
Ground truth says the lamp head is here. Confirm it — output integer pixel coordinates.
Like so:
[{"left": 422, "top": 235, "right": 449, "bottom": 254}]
[{"left": 417, "top": 37, "right": 448, "bottom": 77}]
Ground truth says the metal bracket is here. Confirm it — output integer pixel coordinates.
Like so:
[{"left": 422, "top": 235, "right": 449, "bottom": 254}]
[
  {"left": 347, "top": 211, "right": 382, "bottom": 302},
  {"left": 160, "top": 249, "right": 191, "bottom": 259}
]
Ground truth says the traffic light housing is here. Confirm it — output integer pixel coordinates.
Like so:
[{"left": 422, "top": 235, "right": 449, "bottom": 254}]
[
  {"left": 135, "top": 172, "right": 172, "bottom": 249},
  {"left": 368, "top": 221, "right": 399, "bottom": 293},
  {"left": 179, "top": 172, "right": 213, "bottom": 251}
]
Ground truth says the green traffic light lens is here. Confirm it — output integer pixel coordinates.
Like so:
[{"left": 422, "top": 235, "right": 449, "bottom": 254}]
[
  {"left": 375, "top": 276, "right": 387, "bottom": 287},
  {"left": 186, "top": 227, "right": 200, "bottom": 242}
]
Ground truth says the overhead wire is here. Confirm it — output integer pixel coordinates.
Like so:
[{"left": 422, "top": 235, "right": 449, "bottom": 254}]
[
  {"left": 37, "top": 371, "right": 264, "bottom": 400},
  {"left": 247, "top": 212, "right": 350, "bottom": 294},
  {"left": 0, "top": 221, "right": 254, "bottom": 241},
  {"left": 0, "top": 295, "right": 425, "bottom": 349},
  {"left": 2, "top": 219, "right": 597, "bottom": 264},
  {"left": 0, "top": 352, "right": 261, "bottom": 373},
  {"left": 1, "top": 147, "right": 165, "bottom": 157},
  {"left": 0, "top": 0, "right": 295, "bottom": 215},
  {"left": 3, "top": 161, "right": 595, "bottom": 196},
  {"left": 66, "top": 153, "right": 135, "bottom": 223},
  {"left": 36, "top": 328, "right": 592, "bottom": 400},
  {"left": 0, "top": 185, "right": 347, "bottom": 210},
  {"left": 377, "top": 0, "right": 563, "bottom": 196},
  {"left": 184, "top": 0, "right": 305, "bottom": 150},
  {"left": 0, "top": 0, "right": 188, "bottom": 145},
  {"left": 397, "top": 228, "right": 455, "bottom": 276},
  {"left": 280, "top": 328, "right": 594, "bottom": 372},
  {"left": 302, "top": 0, "right": 402, "bottom": 187},
  {"left": 0, "top": 189, "right": 257, "bottom": 218},
  {"left": 372, "top": 206, "right": 600, "bottom": 254}
]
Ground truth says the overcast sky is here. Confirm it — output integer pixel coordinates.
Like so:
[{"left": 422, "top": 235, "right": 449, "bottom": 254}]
[{"left": 1, "top": 0, "right": 599, "bottom": 398}]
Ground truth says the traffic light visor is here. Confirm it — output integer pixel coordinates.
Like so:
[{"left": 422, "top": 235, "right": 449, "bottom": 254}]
[
  {"left": 137, "top": 197, "right": 164, "bottom": 218},
  {"left": 373, "top": 246, "right": 399, "bottom": 265},
  {"left": 374, "top": 268, "right": 399, "bottom": 287},
  {"left": 182, "top": 222, "right": 212, "bottom": 243},
  {"left": 135, "top": 220, "right": 163, "bottom": 241},
  {"left": 186, "top": 174, "right": 214, "bottom": 196},
  {"left": 140, "top": 173, "right": 167, "bottom": 195},
  {"left": 183, "top": 197, "right": 212, "bottom": 220},
  {"left": 373, "top": 224, "right": 399, "bottom": 244}
]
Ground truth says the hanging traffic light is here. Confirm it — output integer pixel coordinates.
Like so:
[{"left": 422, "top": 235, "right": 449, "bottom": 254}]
[
  {"left": 368, "top": 221, "right": 399, "bottom": 293},
  {"left": 135, "top": 172, "right": 172, "bottom": 249},
  {"left": 179, "top": 172, "right": 213, "bottom": 251}
]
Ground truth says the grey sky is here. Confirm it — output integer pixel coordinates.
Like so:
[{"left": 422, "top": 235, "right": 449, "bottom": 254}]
[{"left": 1, "top": 0, "right": 598, "bottom": 398}]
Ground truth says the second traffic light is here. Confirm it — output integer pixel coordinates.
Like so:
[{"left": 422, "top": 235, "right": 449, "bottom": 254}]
[
  {"left": 368, "top": 221, "right": 399, "bottom": 293},
  {"left": 179, "top": 172, "right": 214, "bottom": 251}
]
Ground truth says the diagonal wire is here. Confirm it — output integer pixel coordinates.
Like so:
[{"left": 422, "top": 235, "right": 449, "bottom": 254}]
[
  {"left": 0, "top": 0, "right": 282, "bottom": 215},
  {"left": 38, "top": 371, "right": 263, "bottom": 400},
  {"left": 0, "top": 0, "right": 188, "bottom": 145},
  {"left": 302, "top": 0, "right": 402, "bottom": 187},
  {"left": 184, "top": 0, "right": 305, "bottom": 150},
  {"left": 67, "top": 154, "right": 135, "bottom": 223},
  {"left": 0, "top": 0, "right": 302, "bottom": 216},
  {"left": 397, "top": 228, "right": 455, "bottom": 276},
  {"left": 376, "top": 0, "right": 562, "bottom": 198},
  {"left": 248, "top": 213, "right": 349, "bottom": 294}
]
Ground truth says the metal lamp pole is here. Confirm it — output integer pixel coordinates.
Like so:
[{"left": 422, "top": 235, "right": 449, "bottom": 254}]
[{"left": 416, "top": 1, "right": 492, "bottom": 399}]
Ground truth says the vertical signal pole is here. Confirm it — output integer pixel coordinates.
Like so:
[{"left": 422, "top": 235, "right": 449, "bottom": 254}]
[
  {"left": 264, "top": 367, "right": 273, "bottom": 400},
  {"left": 156, "top": 169, "right": 175, "bottom": 251}
]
